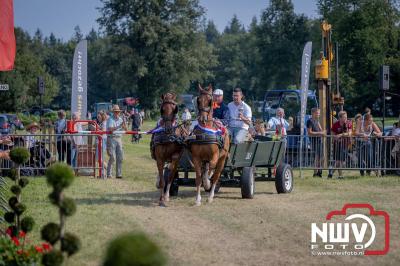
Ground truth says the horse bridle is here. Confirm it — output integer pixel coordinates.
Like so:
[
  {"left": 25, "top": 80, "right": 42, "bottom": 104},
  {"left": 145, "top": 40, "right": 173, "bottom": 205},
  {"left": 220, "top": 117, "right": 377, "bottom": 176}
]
[
  {"left": 197, "top": 90, "right": 213, "bottom": 116},
  {"left": 160, "top": 100, "right": 178, "bottom": 134}
]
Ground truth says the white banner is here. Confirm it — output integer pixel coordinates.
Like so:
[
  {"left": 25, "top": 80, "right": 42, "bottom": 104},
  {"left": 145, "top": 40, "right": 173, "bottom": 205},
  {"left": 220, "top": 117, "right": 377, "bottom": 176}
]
[{"left": 71, "top": 40, "right": 87, "bottom": 119}]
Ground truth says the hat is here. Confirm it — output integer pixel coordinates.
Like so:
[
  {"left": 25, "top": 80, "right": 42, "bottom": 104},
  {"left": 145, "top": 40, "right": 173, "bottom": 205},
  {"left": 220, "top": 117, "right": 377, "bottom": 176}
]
[
  {"left": 213, "top": 89, "right": 223, "bottom": 96},
  {"left": 27, "top": 122, "right": 40, "bottom": 130},
  {"left": 111, "top": 105, "right": 122, "bottom": 112}
]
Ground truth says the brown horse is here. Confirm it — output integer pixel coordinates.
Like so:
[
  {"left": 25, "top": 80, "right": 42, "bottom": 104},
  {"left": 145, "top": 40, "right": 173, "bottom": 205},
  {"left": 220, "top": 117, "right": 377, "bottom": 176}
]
[
  {"left": 152, "top": 93, "right": 189, "bottom": 207},
  {"left": 189, "top": 84, "right": 230, "bottom": 206}
]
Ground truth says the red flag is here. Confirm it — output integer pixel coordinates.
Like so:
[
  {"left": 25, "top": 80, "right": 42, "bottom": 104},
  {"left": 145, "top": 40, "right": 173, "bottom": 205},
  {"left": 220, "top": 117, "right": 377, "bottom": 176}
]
[{"left": 0, "top": 0, "right": 16, "bottom": 71}]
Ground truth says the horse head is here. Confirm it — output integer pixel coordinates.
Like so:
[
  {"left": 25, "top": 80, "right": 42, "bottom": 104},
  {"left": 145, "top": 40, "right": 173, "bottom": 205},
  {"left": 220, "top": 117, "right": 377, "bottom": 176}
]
[
  {"left": 160, "top": 92, "right": 178, "bottom": 134},
  {"left": 197, "top": 84, "right": 213, "bottom": 124}
]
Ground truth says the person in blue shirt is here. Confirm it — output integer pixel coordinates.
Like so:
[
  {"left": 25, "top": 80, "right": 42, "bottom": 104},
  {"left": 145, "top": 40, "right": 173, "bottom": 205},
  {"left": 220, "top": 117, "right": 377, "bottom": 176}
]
[
  {"left": 212, "top": 89, "right": 229, "bottom": 125},
  {"left": 267, "top": 108, "right": 289, "bottom": 136},
  {"left": 106, "top": 105, "right": 127, "bottom": 179}
]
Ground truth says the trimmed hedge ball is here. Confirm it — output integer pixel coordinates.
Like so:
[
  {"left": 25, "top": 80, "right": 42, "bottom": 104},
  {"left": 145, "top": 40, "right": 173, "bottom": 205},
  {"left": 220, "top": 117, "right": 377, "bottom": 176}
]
[
  {"left": 9, "top": 147, "right": 30, "bottom": 165},
  {"left": 13, "top": 203, "right": 27, "bottom": 215},
  {"left": 18, "top": 177, "right": 29, "bottom": 188},
  {"left": 61, "top": 232, "right": 81, "bottom": 256},
  {"left": 41, "top": 222, "right": 61, "bottom": 245},
  {"left": 42, "top": 250, "right": 64, "bottom": 266},
  {"left": 8, "top": 168, "right": 18, "bottom": 181},
  {"left": 4, "top": 212, "right": 15, "bottom": 223},
  {"left": 21, "top": 216, "right": 35, "bottom": 233},
  {"left": 59, "top": 197, "right": 77, "bottom": 216},
  {"left": 45, "top": 163, "right": 75, "bottom": 190},
  {"left": 103, "top": 233, "right": 167, "bottom": 266},
  {"left": 8, "top": 196, "right": 18, "bottom": 209},
  {"left": 10, "top": 185, "right": 22, "bottom": 195}
]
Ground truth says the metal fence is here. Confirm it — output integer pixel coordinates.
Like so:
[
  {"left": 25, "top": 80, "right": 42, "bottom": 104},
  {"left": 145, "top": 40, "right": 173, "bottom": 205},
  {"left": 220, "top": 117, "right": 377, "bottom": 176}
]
[
  {"left": 1, "top": 133, "right": 399, "bottom": 177},
  {"left": 284, "top": 135, "right": 400, "bottom": 173},
  {"left": 0, "top": 134, "right": 103, "bottom": 177}
]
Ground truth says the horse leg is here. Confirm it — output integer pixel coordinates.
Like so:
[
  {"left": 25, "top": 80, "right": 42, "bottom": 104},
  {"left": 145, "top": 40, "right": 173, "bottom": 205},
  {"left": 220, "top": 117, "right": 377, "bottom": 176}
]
[
  {"left": 202, "top": 162, "right": 211, "bottom": 190},
  {"left": 193, "top": 158, "right": 202, "bottom": 206},
  {"left": 157, "top": 159, "right": 166, "bottom": 207},
  {"left": 208, "top": 153, "right": 223, "bottom": 203},
  {"left": 165, "top": 159, "right": 178, "bottom": 202}
]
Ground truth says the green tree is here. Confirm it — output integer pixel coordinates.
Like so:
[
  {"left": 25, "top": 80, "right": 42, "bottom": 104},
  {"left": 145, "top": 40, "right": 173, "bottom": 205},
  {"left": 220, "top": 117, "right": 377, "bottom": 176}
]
[
  {"left": 257, "top": 0, "right": 312, "bottom": 90},
  {"left": 0, "top": 28, "right": 59, "bottom": 112},
  {"left": 97, "top": 0, "right": 216, "bottom": 108},
  {"left": 317, "top": 0, "right": 400, "bottom": 114}
]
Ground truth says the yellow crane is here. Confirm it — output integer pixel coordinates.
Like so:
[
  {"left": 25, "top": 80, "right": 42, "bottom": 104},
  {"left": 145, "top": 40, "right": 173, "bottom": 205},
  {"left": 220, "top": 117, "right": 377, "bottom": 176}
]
[{"left": 315, "top": 21, "right": 344, "bottom": 133}]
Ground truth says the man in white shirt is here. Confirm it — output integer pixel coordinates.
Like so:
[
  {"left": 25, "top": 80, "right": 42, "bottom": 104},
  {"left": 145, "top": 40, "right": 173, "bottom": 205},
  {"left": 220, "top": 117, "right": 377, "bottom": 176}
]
[
  {"left": 181, "top": 107, "right": 192, "bottom": 122},
  {"left": 267, "top": 108, "right": 289, "bottom": 136},
  {"left": 227, "top": 88, "right": 252, "bottom": 144}
]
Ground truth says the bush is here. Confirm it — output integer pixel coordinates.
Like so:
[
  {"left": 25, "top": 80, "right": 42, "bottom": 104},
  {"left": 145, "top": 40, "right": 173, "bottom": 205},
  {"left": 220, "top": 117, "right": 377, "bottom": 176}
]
[
  {"left": 10, "top": 185, "right": 22, "bottom": 195},
  {"left": 103, "top": 233, "right": 167, "bottom": 266},
  {"left": 18, "top": 177, "right": 29, "bottom": 188},
  {"left": 61, "top": 232, "right": 81, "bottom": 256},
  {"left": 9, "top": 147, "right": 30, "bottom": 165},
  {"left": 21, "top": 216, "right": 35, "bottom": 233},
  {"left": 59, "top": 197, "right": 77, "bottom": 216},
  {"left": 41, "top": 223, "right": 61, "bottom": 245},
  {"left": 42, "top": 250, "right": 64, "bottom": 266},
  {"left": 45, "top": 163, "right": 75, "bottom": 191},
  {"left": 4, "top": 212, "right": 15, "bottom": 223}
]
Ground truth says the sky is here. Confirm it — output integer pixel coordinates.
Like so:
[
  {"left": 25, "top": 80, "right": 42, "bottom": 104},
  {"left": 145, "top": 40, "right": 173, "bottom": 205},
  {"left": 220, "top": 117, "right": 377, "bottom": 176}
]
[{"left": 14, "top": 0, "right": 319, "bottom": 41}]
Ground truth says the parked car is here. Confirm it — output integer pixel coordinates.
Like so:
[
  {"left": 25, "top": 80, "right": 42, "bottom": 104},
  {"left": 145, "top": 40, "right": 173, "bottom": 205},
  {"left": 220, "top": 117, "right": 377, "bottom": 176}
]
[
  {"left": 29, "top": 107, "right": 54, "bottom": 116},
  {"left": 6, "top": 114, "right": 24, "bottom": 133},
  {"left": 0, "top": 115, "right": 11, "bottom": 135}
]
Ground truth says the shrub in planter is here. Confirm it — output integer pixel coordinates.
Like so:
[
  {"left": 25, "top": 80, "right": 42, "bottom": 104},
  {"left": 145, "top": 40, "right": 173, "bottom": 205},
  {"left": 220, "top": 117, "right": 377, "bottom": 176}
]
[
  {"left": 1, "top": 147, "right": 51, "bottom": 264},
  {"left": 41, "top": 163, "right": 80, "bottom": 266}
]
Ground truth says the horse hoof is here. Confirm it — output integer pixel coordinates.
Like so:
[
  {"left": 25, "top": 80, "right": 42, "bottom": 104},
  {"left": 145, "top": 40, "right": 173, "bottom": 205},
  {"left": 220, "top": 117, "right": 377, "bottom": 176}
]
[
  {"left": 207, "top": 198, "right": 213, "bottom": 203},
  {"left": 165, "top": 196, "right": 170, "bottom": 202},
  {"left": 159, "top": 201, "right": 167, "bottom": 207},
  {"left": 195, "top": 201, "right": 201, "bottom": 207}
]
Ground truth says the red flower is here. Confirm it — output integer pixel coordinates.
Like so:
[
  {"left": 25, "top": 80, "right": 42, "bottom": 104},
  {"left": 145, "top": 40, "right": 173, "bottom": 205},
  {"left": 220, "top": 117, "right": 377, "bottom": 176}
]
[
  {"left": 6, "top": 227, "right": 12, "bottom": 236},
  {"left": 35, "top": 245, "right": 43, "bottom": 253},
  {"left": 19, "top": 231, "right": 26, "bottom": 238},
  {"left": 17, "top": 250, "right": 23, "bottom": 255},
  {"left": 42, "top": 242, "right": 52, "bottom": 251},
  {"left": 11, "top": 237, "right": 20, "bottom": 246}
]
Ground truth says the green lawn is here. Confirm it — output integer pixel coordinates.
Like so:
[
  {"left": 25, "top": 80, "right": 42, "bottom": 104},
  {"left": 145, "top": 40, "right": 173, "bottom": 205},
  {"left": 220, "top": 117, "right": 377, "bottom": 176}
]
[{"left": 3, "top": 121, "right": 400, "bottom": 265}]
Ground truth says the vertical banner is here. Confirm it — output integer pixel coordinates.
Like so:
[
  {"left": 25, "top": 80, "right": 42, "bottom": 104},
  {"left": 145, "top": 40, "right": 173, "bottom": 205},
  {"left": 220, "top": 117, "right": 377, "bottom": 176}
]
[
  {"left": 71, "top": 40, "right": 87, "bottom": 118},
  {"left": 299, "top": 41, "right": 312, "bottom": 178},
  {"left": 0, "top": 0, "right": 16, "bottom": 71}
]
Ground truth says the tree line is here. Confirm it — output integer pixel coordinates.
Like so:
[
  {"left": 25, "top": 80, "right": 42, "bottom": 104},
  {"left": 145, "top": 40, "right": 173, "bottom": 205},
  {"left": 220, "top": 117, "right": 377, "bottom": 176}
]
[{"left": 0, "top": 0, "right": 399, "bottom": 116}]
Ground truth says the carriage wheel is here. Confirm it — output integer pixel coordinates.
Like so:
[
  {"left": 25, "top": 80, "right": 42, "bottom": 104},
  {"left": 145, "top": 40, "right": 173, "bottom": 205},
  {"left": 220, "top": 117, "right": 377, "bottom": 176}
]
[
  {"left": 275, "top": 163, "right": 293, "bottom": 194},
  {"left": 241, "top": 167, "right": 255, "bottom": 199},
  {"left": 163, "top": 168, "right": 179, "bottom": 196}
]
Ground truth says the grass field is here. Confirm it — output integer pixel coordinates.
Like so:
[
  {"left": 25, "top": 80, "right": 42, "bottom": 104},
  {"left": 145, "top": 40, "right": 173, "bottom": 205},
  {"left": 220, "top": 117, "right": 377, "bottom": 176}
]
[{"left": 8, "top": 121, "right": 400, "bottom": 265}]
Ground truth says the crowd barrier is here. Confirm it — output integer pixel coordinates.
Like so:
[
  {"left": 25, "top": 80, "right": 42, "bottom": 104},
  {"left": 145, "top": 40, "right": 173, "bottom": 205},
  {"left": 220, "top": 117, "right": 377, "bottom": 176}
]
[
  {"left": 284, "top": 135, "right": 400, "bottom": 173},
  {"left": 0, "top": 133, "right": 103, "bottom": 177},
  {"left": 1, "top": 131, "right": 399, "bottom": 177}
]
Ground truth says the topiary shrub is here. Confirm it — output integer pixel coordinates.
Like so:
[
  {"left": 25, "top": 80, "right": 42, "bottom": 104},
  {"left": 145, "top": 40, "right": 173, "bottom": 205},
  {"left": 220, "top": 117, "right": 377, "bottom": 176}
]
[
  {"left": 1, "top": 147, "right": 50, "bottom": 265},
  {"left": 9, "top": 147, "right": 30, "bottom": 165},
  {"left": 103, "top": 233, "right": 167, "bottom": 266},
  {"left": 41, "top": 163, "right": 80, "bottom": 264},
  {"left": 3, "top": 147, "right": 34, "bottom": 235}
]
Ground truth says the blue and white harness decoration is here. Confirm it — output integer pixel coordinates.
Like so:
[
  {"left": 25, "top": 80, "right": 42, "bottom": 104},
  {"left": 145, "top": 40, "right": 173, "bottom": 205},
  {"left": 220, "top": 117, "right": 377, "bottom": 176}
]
[
  {"left": 147, "top": 120, "right": 177, "bottom": 134},
  {"left": 194, "top": 124, "right": 223, "bottom": 135}
]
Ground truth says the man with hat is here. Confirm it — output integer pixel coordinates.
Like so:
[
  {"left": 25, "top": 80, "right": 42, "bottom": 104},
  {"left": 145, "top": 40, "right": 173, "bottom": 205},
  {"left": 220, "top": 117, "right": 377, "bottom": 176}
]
[
  {"left": 26, "top": 122, "right": 40, "bottom": 149},
  {"left": 106, "top": 105, "right": 127, "bottom": 179},
  {"left": 212, "top": 88, "right": 229, "bottom": 125}
]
